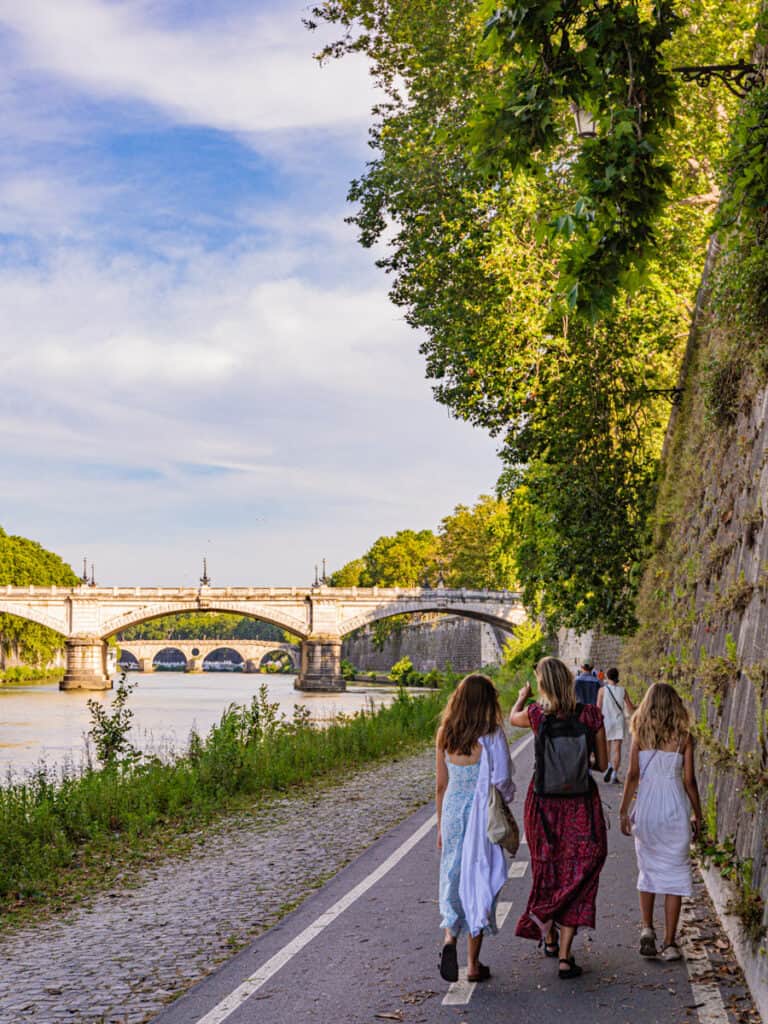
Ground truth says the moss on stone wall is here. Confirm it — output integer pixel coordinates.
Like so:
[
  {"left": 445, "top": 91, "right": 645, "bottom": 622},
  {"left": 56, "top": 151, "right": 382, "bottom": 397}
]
[{"left": 622, "top": 186, "right": 768, "bottom": 945}]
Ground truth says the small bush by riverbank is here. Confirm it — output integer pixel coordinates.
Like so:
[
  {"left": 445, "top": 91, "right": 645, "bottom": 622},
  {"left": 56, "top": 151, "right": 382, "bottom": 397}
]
[
  {"left": 0, "top": 666, "right": 64, "bottom": 686},
  {"left": 0, "top": 684, "right": 445, "bottom": 915}
]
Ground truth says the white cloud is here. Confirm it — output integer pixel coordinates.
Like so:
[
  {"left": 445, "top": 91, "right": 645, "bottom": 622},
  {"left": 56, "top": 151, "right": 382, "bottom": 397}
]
[
  {"left": 0, "top": 0, "right": 374, "bottom": 135},
  {"left": 0, "top": 172, "right": 118, "bottom": 237},
  {"left": 0, "top": 232, "right": 501, "bottom": 584},
  {"left": 0, "top": 2, "right": 503, "bottom": 586}
]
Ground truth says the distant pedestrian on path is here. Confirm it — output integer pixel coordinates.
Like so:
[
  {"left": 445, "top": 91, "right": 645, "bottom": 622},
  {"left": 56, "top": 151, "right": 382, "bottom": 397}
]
[
  {"left": 509, "top": 657, "right": 608, "bottom": 979},
  {"left": 574, "top": 662, "right": 601, "bottom": 705},
  {"left": 619, "top": 683, "right": 703, "bottom": 961},
  {"left": 435, "top": 674, "right": 516, "bottom": 984},
  {"left": 597, "top": 667, "right": 635, "bottom": 784}
]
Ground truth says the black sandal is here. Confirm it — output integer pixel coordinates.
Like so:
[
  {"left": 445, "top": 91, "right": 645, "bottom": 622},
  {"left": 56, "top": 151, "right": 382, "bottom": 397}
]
[
  {"left": 558, "top": 957, "right": 583, "bottom": 979},
  {"left": 540, "top": 926, "right": 559, "bottom": 958},
  {"left": 439, "top": 941, "right": 459, "bottom": 982},
  {"left": 467, "top": 963, "right": 491, "bottom": 983}
]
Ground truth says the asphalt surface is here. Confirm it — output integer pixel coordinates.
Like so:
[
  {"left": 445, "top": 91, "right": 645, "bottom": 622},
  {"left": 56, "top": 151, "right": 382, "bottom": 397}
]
[{"left": 152, "top": 735, "right": 759, "bottom": 1024}]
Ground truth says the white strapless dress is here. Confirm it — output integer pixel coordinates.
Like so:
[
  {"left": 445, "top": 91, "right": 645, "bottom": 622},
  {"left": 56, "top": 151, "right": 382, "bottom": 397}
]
[{"left": 632, "top": 748, "right": 692, "bottom": 896}]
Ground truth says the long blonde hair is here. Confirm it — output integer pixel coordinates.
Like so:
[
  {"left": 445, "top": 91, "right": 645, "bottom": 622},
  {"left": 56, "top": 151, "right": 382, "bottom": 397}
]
[
  {"left": 535, "top": 657, "right": 576, "bottom": 715},
  {"left": 438, "top": 673, "right": 502, "bottom": 755},
  {"left": 631, "top": 683, "right": 690, "bottom": 749}
]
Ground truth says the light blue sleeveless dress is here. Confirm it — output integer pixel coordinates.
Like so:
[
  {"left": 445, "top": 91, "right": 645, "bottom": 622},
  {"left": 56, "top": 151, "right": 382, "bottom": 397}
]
[{"left": 439, "top": 757, "right": 498, "bottom": 936}]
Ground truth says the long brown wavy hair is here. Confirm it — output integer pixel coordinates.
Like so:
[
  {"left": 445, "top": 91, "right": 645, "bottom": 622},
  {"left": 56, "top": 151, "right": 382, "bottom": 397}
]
[
  {"left": 631, "top": 683, "right": 691, "bottom": 749},
  {"left": 438, "top": 673, "right": 503, "bottom": 755}
]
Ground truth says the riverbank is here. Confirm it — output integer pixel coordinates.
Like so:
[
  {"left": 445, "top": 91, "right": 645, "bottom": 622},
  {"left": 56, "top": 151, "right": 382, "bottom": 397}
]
[
  {"left": 0, "top": 744, "right": 439, "bottom": 1024},
  {"left": 0, "top": 666, "right": 64, "bottom": 686},
  {"left": 0, "top": 685, "right": 445, "bottom": 925}
]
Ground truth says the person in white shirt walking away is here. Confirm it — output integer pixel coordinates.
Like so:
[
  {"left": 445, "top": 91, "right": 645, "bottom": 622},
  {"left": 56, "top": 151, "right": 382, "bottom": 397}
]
[
  {"left": 619, "top": 683, "right": 703, "bottom": 961},
  {"left": 596, "top": 667, "right": 634, "bottom": 784}
]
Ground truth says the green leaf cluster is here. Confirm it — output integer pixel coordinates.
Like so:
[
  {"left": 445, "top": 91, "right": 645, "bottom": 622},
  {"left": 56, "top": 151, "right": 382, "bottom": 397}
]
[
  {"left": 0, "top": 527, "right": 78, "bottom": 665},
  {"left": 308, "top": 0, "right": 759, "bottom": 634},
  {"left": 330, "top": 495, "right": 517, "bottom": 591}
]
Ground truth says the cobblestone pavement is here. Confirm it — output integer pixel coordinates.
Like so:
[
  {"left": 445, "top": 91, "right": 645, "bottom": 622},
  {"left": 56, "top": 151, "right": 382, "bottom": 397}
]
[{"left": 0, "top": 749, "right": 435, "bottom": 1024}]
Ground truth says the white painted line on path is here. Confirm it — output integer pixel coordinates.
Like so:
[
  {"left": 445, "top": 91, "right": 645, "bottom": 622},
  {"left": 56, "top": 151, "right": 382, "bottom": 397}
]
[
  {"left": 442, "top": 902, "right": 514, "bottom": 1006},
  {"left": 194, "top": 729, "right": 535, "bottom": 1024},
  {"left": 194, "top": 814, "right": 436, "bottom": 1024},
  {"left": 679, "top": 901, "right": 730, "bottom": 1024},
  {"left": 508, "top": 860, "right": 529, "bottom": 879}
]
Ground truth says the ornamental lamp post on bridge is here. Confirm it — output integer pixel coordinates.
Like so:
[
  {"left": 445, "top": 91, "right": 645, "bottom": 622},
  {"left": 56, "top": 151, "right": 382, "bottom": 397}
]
[{"left": 199, "top": 558, "right": 211, "bottom": 587}]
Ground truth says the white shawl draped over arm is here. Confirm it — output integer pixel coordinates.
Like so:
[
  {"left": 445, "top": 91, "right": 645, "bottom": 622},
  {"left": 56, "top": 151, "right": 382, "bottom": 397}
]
[{"left": 458, "top": 729, "right": 517, "bottom": 936}]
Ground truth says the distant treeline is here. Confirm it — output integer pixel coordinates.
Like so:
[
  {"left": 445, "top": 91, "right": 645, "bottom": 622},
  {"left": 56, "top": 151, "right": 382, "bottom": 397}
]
[
  {"left": 0, "top": 527, "right": 78, "bottom": 666},
  {"left": 119, "top": 613, "right": 291, "bottom": 643}
]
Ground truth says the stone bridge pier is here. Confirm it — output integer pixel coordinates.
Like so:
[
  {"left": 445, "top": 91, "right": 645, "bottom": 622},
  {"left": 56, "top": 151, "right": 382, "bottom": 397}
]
[
  {"left": 297, "top": 635, "right": 343, "bottom": 692},
  {"left": 62, "top": 636, "right": 111, "bottom": 691}
]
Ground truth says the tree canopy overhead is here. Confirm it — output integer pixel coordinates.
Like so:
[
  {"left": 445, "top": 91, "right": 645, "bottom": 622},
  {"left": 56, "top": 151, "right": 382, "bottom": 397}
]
[{"left": 309, "top": 0, "right": 760, "bottom": 633}]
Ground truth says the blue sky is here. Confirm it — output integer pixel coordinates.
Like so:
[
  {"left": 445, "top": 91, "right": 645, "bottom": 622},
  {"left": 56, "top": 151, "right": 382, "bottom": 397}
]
[{"left": 0, "top": 0, "right": 501, "bottom": 586}]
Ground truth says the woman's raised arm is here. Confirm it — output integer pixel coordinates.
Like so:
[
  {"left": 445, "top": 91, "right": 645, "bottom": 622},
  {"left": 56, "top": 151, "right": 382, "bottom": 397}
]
[{"left": 508, "top": 682, "right": 532, "bottom": 729}]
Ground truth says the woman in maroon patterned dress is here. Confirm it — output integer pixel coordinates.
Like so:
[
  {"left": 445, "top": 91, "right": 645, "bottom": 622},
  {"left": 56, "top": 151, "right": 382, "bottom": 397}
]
[{"left": 509, "top": 657, "right": 608, "bottom": 980}]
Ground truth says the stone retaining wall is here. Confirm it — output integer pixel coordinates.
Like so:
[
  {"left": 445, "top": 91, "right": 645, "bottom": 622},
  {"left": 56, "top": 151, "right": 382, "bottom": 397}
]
[
  {"left": 553, "top": 628, "right": 623, "bottom": 674},
  {"left": 342, "top": 615, "right": 508, "bottom": 673}
]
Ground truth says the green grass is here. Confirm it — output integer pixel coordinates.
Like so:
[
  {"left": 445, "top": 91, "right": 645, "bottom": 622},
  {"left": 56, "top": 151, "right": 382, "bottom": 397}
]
[
  {"left": 0, "top": 685, "right": 446, "bottom": 916},
  {"left": 0, "top": 666, "right": 65, "bottom": 686}
]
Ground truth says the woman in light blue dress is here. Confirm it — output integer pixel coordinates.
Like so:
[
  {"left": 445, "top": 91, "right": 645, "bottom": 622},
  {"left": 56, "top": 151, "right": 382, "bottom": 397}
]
[{"left": 436, "top": 674, "right": 515, "bottom": 984}]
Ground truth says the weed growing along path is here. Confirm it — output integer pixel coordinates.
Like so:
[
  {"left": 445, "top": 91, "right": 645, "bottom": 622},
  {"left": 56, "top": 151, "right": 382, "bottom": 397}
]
[
  {"left": 0, "top": 686, "right": 445, "bottom": 922},
  {"left": 0, "top": 745, "right": 438, "bottom": 1024}
]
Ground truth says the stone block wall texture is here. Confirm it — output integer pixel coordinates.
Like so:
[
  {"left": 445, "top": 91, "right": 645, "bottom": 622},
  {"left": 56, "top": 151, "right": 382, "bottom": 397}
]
[
  {"left": 554, "top": 628, "right": 623, "bottom": 675},
  {"left": 622, "top": 234, "right": 768, "bottom": 985},
  {"left": 0, "top": 642, "right": 65, "bottom": 671},
  {"left": 341, "top": 615, "right": 508, "bottom": 673}
]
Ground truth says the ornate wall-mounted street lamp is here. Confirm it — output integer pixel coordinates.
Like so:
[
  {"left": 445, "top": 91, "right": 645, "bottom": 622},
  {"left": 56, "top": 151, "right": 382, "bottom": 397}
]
[
  {"left": 570, "top": 104, "right": 597, "bottom": 138},
  {"left": 199, "top": 558, "right": 211, "bottom": 587},
  {"left": 672, "top": 61, "right": 766, "bottom": 99},
  {"left": 79, "top": 557, "right": 89, "bottom": 585},
  {"left": 570, "top": 60, "right": 765, "bottom": 141},
  {"left": 629, "top": 386, "right": 684, "bottom": 406}
]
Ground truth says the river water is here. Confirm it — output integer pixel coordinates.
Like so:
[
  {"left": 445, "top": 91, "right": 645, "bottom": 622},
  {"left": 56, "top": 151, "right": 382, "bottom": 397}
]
[{"left": 0, "top": 672, "right": 402, "bottom": 778}]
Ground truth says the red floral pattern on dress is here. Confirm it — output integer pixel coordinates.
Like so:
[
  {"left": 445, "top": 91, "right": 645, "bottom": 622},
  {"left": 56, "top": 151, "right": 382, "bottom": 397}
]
[{"left": 515, "top": 702, "right": 608, "bottom": 941}]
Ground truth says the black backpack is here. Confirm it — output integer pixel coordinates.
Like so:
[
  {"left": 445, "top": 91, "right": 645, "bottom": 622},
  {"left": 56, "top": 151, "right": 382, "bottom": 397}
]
[{"left": 534, "top": 705, "right": 592, "bottom": 797}]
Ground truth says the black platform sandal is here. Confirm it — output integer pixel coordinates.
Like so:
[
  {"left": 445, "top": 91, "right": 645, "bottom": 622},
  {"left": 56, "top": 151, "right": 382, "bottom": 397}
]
[
  {"left": 439, "top": 941, "right": 459, "bottom": 982},
  {"left": 558, "top": 957, "right": 583, "bottom": 980},
  {"left": 540, "top": 926, "right": 559, "bottom": 958}
]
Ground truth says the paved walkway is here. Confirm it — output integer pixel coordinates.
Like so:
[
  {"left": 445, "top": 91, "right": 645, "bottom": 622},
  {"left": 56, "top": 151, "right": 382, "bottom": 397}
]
[
  {"left": 0, "top": 750, "right": 435, "bottom": 1024},
  {"left": 1, "top": 736, "right": 761, "bottom": 1024},
  {"left": 152, "top": 735, "right": 761, "bottom": 1024}
]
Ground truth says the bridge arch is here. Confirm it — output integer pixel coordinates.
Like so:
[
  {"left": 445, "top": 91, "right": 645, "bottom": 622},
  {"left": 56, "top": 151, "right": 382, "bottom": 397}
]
[
  {"left": 99, "top": 602, "right": 308, "bottom": 641},
  {"left": 118, "top": 648, "right": 140, "bottom": 669},
  {"left": 259, "top": 649, "right": 297, "bottom": 673},
  {"left": 153, "top": 647, "right": 187, "bottom": 669},
  {"left": 202, "top": 647, "right": 244, "bottom": 671},
  {"left": 338, "top": 600, "right": 527, "bottom": 638},
  {"left": 0, "top": 603, "right": 68, "bottom": 636}
]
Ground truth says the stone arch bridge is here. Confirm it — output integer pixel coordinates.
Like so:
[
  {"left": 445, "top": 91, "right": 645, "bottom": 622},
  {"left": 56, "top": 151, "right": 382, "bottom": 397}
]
[
  {"left": 0, "top": 585, "right": 526, "bottom": 692},
  {"left": 118, "top": 640, "right": 299, "bottom": 674}
]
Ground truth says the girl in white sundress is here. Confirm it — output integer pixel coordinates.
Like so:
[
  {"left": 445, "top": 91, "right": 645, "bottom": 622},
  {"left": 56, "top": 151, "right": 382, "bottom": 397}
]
[
  {"left": 619, "top": 683, "right": 702, "bottom": 961},
  {"left": 597, "top": 667, "right": 635, "bottom": 784}
]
